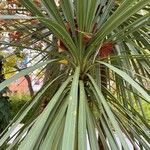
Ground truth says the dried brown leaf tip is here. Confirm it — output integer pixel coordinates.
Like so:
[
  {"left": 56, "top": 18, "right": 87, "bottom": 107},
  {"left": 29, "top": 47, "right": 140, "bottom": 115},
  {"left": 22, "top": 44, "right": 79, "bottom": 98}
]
[{"left": 99, "top": 42, "right": 113, "bottom": 58}]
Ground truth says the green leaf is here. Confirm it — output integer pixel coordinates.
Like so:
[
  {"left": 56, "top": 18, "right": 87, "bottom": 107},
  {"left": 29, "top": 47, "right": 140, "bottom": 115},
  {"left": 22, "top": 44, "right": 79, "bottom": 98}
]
[
  {"left": 78, "top": 81, "right": 87, "bottom": 150},
  {"left": 17, "top": 76, "right": 72, "bottom": 150},
  {"left": 85, "top": 0, "right": 149, "bottom": 61},
  {"left": 87, "top": 74, "right": 130, "bottom": 150},
  {"left": 39, "top": 18, "right": 79, "bottom": 63},
  {"left": 0, "top": 59, "right": 56, "bottom": 92},
  {"left": 20, "top": 0, "right": 44, "bottom": 17},
  {"left": 41, "top": 0, "right": 65, "bottom": 26},
  {"left": 86, "top": 102, "right": 99, "bottom": 150},
  {"left": 39, "top": 98, "right": 68, "bottom": 150},
  {"left": 98, "top": 61, "right": 150, "bottom": 103},
  {"left": 61, "top": 0, "right": 76, "bottom": 36},
  {"left": 0, "top": 75, "right": 61, "bottom": 147},
  {"left": 62, "top": 67, "right": 80, "bottom": 150}
]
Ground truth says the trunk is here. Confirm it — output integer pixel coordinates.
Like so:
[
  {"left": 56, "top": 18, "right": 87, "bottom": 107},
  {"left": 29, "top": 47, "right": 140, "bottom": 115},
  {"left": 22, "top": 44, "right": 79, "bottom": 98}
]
[
  {"left": 14, "top": 66, "right": 34, "bottom": 97},
  {"left": 38, "top": 36, "right": 57, "bottom": 114},
  {"left": 24, "top": 75, "right": 34, "bottom": 97},
  {"left": 37, "top": 62, "right": 52, "bottom": 114}
]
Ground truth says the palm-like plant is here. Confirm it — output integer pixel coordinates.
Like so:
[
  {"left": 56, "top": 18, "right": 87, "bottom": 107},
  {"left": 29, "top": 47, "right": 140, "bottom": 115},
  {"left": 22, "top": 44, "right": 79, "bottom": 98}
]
[{"left": 0, "top": 0, "right": 150, "bottom": 149}]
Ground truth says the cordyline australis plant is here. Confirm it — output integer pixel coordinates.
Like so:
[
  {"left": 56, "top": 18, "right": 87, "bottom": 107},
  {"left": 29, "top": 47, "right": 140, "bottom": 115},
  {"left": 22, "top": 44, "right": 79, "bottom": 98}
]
[{"left": 0, "top": 0, "right": 150, "bottom": 149}]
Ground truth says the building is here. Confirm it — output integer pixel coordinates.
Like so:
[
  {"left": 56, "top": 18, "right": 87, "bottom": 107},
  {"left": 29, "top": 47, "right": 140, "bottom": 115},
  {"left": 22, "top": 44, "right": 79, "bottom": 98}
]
[{"left": 8, "top": 75, "right": 43, "bottom": 95}]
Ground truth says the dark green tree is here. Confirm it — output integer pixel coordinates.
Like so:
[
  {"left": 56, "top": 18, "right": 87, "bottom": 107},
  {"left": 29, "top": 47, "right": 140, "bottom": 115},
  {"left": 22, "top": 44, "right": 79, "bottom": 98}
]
[{"left": 0, "top": 55, "right": 11, "bottom": 133}]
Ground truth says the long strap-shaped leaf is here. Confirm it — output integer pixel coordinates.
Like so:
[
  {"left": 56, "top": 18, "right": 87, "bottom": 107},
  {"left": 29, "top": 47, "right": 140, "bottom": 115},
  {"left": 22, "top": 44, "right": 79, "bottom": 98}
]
[
  {"left": 61, "top": 0, "right": 76, "bottom": 36},
  {"left": 86, "top": 102, "right": 99, "bottom": 150},
  {"left": 62, "top": 67, "right": 80, "bottom": 150},
  {"left": 110, "top": 13, "right": 150, "bottom": 41},
  {"left": 17, "top": 76, "right": 72, "bottom": 150},
  {"left": 98, "top": 61, "right": 150, "bottom": 103},
  {"left": 94, "top": 0, "right": 149, "bottom": 41},
  {"left": 87, "top": 74, "right": 130, "bottom": 150},
  {"left": 84, "top": 0, "right": 98, "bottom": 32},
  {"left": 20, "top": 0, "right": 44, "bottom": 17},
  {"left": 0, "top": 74, "right": 62, "bottom": 147},
  {"left": 39, "top": 98, "right": 68, "bottom": 150},
  {"left": 50, "top": 117, "right": 65, "bottom": 150},
  {"left": 41, "top": 0, "right": 65, "bottom": 26},
  {"left": 100, "top": 116, "right": 119, "bottom": 150},
  {"left": 78, "top": 81, "right": 87, "bottom": 150},
  {"left": 76, "top": 0, "right": 86, "bottom": 31},
  {"left": 88, "top": 82, "right": 119, "bottom": 150},
  {"left": 97, "top": 0, "right": 114, "bottom": 27},
  {"left": 0, "top": 59, "right": 56, "bottom": 92},
  {"left": 39, "top": 18, "right": 79, "bottom": 64},
  {"left": 85, "top": 0, "right": 149, "bottom": 61},
  {"left": 103, "top": 86, "right": 150, "bottom": 130},
  {"left": 33, "top": 91, "right": 69, "bottom": 150}
]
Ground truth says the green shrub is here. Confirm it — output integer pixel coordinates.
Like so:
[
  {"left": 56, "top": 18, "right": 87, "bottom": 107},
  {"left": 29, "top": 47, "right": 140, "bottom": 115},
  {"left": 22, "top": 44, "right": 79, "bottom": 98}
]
[
  {"left": 0, "top": 96, "right": 11, "bottom": 133},
  {"left": 9, "top": 94, "right": 30, "bottom": 119}
]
